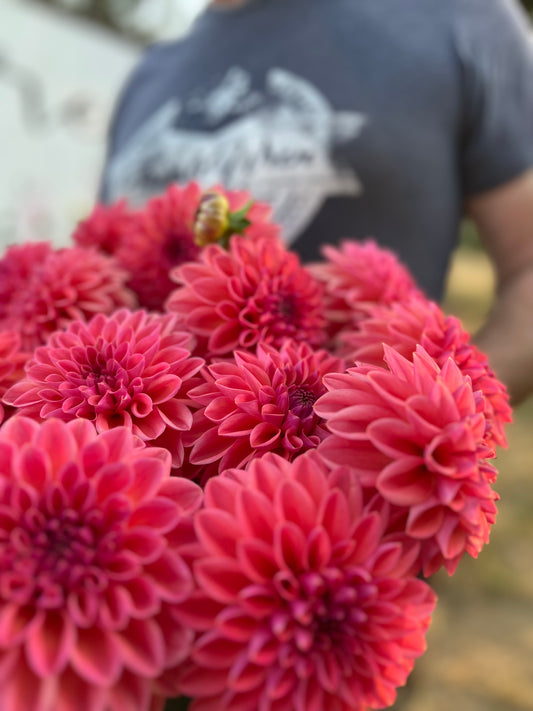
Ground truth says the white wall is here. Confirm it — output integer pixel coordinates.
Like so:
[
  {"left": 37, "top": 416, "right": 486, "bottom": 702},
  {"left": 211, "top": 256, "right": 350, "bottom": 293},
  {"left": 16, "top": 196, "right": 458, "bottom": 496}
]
[{"left": 0, "top": 0, "right": 206, "bottom": 251}]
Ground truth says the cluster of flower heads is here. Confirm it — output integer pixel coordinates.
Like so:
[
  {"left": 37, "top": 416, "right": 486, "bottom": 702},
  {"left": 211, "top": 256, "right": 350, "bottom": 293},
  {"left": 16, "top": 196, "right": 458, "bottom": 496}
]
[{"left": 0, "top": 182, "right": 511, "bottom": 711}]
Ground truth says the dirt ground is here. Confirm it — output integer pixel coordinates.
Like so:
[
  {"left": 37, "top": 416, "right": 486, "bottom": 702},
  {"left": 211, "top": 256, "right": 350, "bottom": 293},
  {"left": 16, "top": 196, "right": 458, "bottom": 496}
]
[{"left": 392, "top": 245, "right": 533, "bottom": 711}]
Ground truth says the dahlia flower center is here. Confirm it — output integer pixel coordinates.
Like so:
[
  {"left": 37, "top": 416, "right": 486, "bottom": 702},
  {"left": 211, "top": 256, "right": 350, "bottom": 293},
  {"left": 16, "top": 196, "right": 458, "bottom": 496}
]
[
  {"left": 288, "top": 387, "right": 319, "bottom": 419},
  {"left": 75, "top": 346, "right": 142, "bottom": 412},
  {"left": 266, "top": 291, "right": 299, "bottom": 322},
  {"left": 2, "top": 500, "right": 113, "bottom": 608},
  {"left": 163, "top": 228, "right": 198, "bottom": 264},
  {"left": 272, "top": 569, "right": 371, "bottom": 666}
]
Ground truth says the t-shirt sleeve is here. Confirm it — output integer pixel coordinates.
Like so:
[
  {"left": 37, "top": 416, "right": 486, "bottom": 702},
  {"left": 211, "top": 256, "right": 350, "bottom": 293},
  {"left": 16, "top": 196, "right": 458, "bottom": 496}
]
[{"left": 454, "top": 0, "right": 533, "bottom": 194}]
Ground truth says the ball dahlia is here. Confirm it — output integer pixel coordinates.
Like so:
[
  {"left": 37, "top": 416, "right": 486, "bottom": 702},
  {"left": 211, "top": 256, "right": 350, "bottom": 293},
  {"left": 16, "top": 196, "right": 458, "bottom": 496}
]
[
  {"left": 315, "top": 345, "right": 499, "bottom": 577},
  {"left": 339, "top": 295, "right": 512, "bottom": 449},
  {"left": 114, "top": 183, "right": 202, "bottom": 311},
  {"left": 166, "top": 235, "right": 327, "bottom": 359},
  {"left": 308, "top": 239, "right": 422, "bottom": 341},
  {"left": 183, "top": 340, "right": 345, "bottom": 478},
  {"left": 0, "top": 242, "right": 135, "bottom": 351},
  {"left": 3, "top": 309, "right": 204, "bottom": 467},
  {"left": 0, "top": 416, "right": 203, "bottom": 711},
  {"left": 169, "top": 451, "right": 436, "bottom": 711},
  {"left": 72, "top": 199, "right": 136, "bottom": 256}
]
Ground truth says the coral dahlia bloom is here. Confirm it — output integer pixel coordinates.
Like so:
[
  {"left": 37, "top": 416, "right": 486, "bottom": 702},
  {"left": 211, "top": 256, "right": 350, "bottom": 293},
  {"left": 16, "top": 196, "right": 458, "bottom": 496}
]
[
  {"left": 4, "top": 310, "right": 204, "bottom": 467},
  {"left": 0, "top": 330, "right": 29, "bottom": 425},
  {"left": 0, "top": 242, "right": 135, "bottom": 350},
  {"left": 72, "top": 199, "right": 136, "bottom": 256},
  {"left": 0, "top": 417, "right": 203, "bottom": 711},
  {"left": 339, "top": 295, "right": 512, "bottom": 449},
  {"left": 115, "top": 183, "right": 203, "bottom": 311},
  {"left": 166, "top": 235, "right": 327, "bottom": 359},
  {"left": 315, "top": 345, "right": 499, "bottom": 577},
  {"left": 170, "top": 451, "right": 436, "bottom": 711},
  {"left": 184, "top": 341, "right": 345, "bottom": 478},
  {"left": 308, "top": 239, "right": 422, "bottom": 339}
]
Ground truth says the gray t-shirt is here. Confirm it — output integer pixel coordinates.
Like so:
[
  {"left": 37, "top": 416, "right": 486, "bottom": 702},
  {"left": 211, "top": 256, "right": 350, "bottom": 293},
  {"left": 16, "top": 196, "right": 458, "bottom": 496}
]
[{"left": 100, "top": 0, "right": 533, "bottom": 299}]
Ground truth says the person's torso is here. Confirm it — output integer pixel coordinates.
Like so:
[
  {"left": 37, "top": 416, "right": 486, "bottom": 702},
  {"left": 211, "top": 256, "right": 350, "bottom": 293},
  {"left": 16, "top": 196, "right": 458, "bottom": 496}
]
[{"left": 102, "top": 0, "right": 465, "bottom": 299}]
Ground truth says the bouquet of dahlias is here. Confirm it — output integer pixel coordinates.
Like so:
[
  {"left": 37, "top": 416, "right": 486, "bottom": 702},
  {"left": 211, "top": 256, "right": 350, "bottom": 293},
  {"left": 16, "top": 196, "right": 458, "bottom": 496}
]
[{"left": 0, "top": 183, "right": 511, "bottom": 711}]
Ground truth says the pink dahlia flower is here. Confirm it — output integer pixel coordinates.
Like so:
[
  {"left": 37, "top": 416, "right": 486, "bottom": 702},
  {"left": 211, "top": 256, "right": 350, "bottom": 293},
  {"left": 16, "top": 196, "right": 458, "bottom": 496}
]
[
  {"left": 0, "top": 416, "right": 203, "bottom": 711},
  {"left": 315, "top": 345, "right": 499, "bottom": 577},
  {"left": 308, "top": 239, "right": 423, "bottom": 341},
  {"left": 4, "top": 309, "right": 204, "bottom": 467},
  {"left": 0, "top": 242, "right": 135, "bottom": 351},
  {"left": 183, "top": 341, "right": 345, "bottom": 478},
  {"left": 169, "top": 451, "right": 436, "bottom": 711},
  {"left": 72, "top": 199, "right": 136, "bottom": 256},
  {"left": 166, "top": 235, "right": 327, "bottom": 359},
  {"left": 115, "top": 183, "right": 203, "bottom": 311},
  {"left": 0, "top": 330, "right": 29, "bottom": 425},
  {"left": 339, "top": 295, "right": 512, "bottom": 449}
]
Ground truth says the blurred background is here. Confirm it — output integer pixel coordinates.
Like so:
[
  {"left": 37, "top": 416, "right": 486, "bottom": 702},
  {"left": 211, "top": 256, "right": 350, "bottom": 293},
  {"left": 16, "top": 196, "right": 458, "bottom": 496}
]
[{"left": 2, "top": 1, "right": 533, "bottom": 709}]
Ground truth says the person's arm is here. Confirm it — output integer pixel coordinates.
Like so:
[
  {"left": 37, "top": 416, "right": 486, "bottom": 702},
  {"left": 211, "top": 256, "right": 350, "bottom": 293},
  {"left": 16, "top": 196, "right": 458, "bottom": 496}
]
[{"left": 466, "top": 168, "right": 533, "bottom": 405}]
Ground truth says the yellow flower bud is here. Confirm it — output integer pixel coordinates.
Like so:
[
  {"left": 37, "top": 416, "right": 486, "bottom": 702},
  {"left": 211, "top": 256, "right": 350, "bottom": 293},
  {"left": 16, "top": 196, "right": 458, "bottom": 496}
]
[{"left": 194, "top": 192, "right": 231, "bottom": 247}]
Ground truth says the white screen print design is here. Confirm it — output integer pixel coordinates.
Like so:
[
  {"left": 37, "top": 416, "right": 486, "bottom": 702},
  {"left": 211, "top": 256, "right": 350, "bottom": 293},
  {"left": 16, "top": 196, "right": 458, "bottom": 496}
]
[{"left": 106, "top": 67, "right": 368, "bottom": 244}]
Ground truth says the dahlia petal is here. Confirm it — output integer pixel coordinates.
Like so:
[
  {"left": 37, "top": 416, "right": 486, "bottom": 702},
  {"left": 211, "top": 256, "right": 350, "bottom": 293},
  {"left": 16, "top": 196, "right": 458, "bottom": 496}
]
[
  {"left": 1, "top": 657, "right": 56, "bottom": 711},
  {"left": 195, "top": 559, "right": 250, "bottom": 604},
  {"left": 320, "top": 489, "right": 351, "bottom": 543},
  {"left": 106, "top": 670, "right": 153, "bottom": 711},
  {"left": 377, "top": 458, "right": 434, "bottom": 506},
  {"left": 367, "top": 419, "right": 422, "bottom": 458},
  {"left": 193, "top": 631, "right": 242, "bottom": 669},
  {"left": 115, "top": 618, "right": 165, "bottom": 677},
  {"left": 35, "top": 420, "right": 77, "bottom": 473},
  {"left": 318, "top": 437, "right": 389, "bottom": 484},
  {"left": 173, "top": 590, "right": 225, "bottom": 631},
  {"left": 97, "top": 585, "right": 132, "bottom": 630},
  {"left": 55, "top": 666, "right": 107, "bottom": 711},
  {"left": 145, "top": 550, "right": 192, "bottom": 602},
  {"left": 158, "top": 475, "right": 203, "bottom": 515},
  {"left": 146, "top": 375, "right": 182, "bottom": 404},
  {"left": 128, "top": 457, "right": 167, "bottom": 504},
  {"left": 305, "top": 526, "right": 332, "bottom": 570},
  {"left": 273, "top": 522, "right": 307, "bottom": 573},
  {"left": 209, "top": 320, "right": 242, "bottom": 353},
  {"left": 67, "top": 589, "right": 99, "bottom": 628},
  {"left": 215, "top": 609, "right": 258, "bottom": 643},
  {"left": 217, "top": 412, "right": 258, "bottom": 437},
  {"left": 178, "top": 664, "right": 229, "bottom": 697},
  {"left": 190, "top": 430, "right": 234, "bottom": 465},
  {"left": 406, "top": 504, "right": 446, "bottom": 539},
  {"left": 70, "top": 626, "right": 122, "bottom": 685},
  {"left": 237, "top": 538, "right": 278, "bottom": 582},
  {"left": 95, "top": 462, "right": 132, "bottom": 502},
  {"left": 195, "top": 509, "right": 241, "bottom": 557},
  {"left": 122, "top": 527, "right": 166, "bottom": 564},
  {"left": 17, "top": 446, "right": 48, "bottom": 490},
  {"left": 227, "top": 656, "right": 266, "bottom": 693},
  {"left": 25, "top": 611, "right": 75, "bottom": 677},
  {"left": 249, "top": 422, "right": 281, "bottom": 449},
  {"left": 132, "top": 409, "right": 166, "bottom": 440},
  {"left": 234, "top": 490, "right": 274, "bottom": 544},
  {"left": 122, "top": 578, "right": 160, "bottom": 617},
  {"left": 275, "top": 480, "right": 317, "bottom": 534},
  {"left": 0, "top": 604, "right": 41, "bottom": 646},
  {"left": 129, "top": 497, "right": 180, "bottom": 532},
  {"left": 436, "top": 517, "right": 468, "bottom": 560},
  {"left": 157, "top": 399, "right": 193, "bottom": 431}
]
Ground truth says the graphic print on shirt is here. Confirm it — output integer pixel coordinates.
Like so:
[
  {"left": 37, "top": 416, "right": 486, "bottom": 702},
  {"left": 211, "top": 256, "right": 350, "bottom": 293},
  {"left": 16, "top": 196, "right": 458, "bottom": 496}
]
[{"left": 106, "top": 67, "right": 368, "bottom": 243}]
